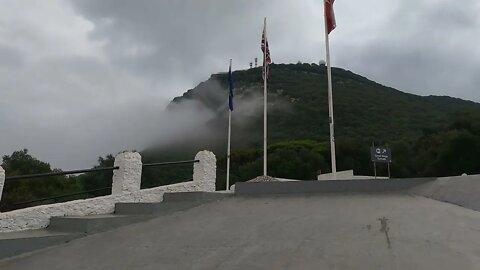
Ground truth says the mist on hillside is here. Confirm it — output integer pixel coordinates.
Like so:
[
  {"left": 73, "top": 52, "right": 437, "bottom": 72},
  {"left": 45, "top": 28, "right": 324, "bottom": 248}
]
[{"left": 143, "top": 78, "right": 279, "bottom": 159}]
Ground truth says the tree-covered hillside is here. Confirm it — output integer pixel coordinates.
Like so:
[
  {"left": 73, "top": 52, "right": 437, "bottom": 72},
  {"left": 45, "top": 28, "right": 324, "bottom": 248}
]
[
  {"left": 170, "top": 63, "right": 480, "bottom": 145},
  {"left": 136, "top": 63, "right": 480, "bottom": 188}
]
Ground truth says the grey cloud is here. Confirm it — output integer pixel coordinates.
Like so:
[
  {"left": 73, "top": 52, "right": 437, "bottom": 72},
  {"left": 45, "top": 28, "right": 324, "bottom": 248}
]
[
  {"left": 70, "top": 0, "right": 480, "bottom": 101},
  {"left": 1, "top": 0, "right": 479, "bottom": 170},
  {"left": 0, "top": 44, "right": 24, "bottom": 68},
  {"left": 336, "top": 0, "right": 480, "bottom": 101},
  {"left": 69, "top": 0, "right": 273, "bottom": 86}
]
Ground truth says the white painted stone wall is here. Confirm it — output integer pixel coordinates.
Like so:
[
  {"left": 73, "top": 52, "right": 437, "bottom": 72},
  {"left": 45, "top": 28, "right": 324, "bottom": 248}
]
[
  {"left": 0, "top": 166, "right": 4, "bottom": 203},
  {"left": 0, "top": 180, "right": 214, "bottom": 233},
  {"left": 0, "top": 151, "right": 216, "bottom": 233}
]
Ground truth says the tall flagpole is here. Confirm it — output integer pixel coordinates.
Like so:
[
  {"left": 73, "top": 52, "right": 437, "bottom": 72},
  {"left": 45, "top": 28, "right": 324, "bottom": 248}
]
[
  {"left": 226, "top": 59, "right": 232, "bottom": 190},
  {"left": 226, "top": 104, "right": 232, "bottom": 190},
  {"left": 324, "top": 1, "right": 337, "bottom": 179},
  {"left": 263, "top": 17, "right": 268, "bottom": 176}
]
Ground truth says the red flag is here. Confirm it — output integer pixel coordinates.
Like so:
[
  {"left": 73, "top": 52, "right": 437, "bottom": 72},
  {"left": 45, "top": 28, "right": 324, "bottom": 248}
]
[
  {"left": 261, "top": 24, "right": 271, "bottom": 79},
  {"left": 325, "top": 0, "right": 336, "bottom": 34}
]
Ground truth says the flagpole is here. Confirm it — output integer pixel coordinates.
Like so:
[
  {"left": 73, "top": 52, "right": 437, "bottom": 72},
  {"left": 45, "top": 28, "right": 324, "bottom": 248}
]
[
  {"left": 226, "top": 59, "right": 232, "bottom": 190},
  {"left": 263, "top": 17, "right": 268, "bottom": 176},
  {"left": 324, "top": 1, "right": 337, "bottom": 179},
  {"left": 226, "top": 108, "right": 232, "bottom": 190}
]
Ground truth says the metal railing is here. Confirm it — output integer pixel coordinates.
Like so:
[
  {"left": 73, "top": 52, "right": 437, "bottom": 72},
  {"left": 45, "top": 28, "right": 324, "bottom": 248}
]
[
  {"left": 140, "top": 160, "right": 198, "bottom": 189},
  {"left": 4, "top": 160, "right": 199, "bottom": 181},
  {"left": 13, "top": 187, "right": 111, "bottom": 207},
  {"left": 3, "top": 159, "right": 200, "bottom": 210},
  {"left": 142, "top": 160, "right": 199, "bottom": 167},
  {"left": 5, "top": 166, "right": 119, "bottom": 181}
]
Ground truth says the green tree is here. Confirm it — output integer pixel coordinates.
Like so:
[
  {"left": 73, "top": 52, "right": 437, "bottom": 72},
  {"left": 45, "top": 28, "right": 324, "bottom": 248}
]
[
  {"left": 1, "top": 149, "right": 82, "bottom": 211},
  {"left": 74, "top": 154, "right": 115, "bottom": 196},
  {"left": 414, "top": 111, "right": 480, "bottom": 177}
]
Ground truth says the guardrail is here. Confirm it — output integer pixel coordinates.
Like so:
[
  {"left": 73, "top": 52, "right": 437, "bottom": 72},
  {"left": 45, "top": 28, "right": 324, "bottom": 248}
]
[
  {"left": 5, "top": 167, "right": 120, "bottom": 181},
  {"left": 0, "top": 153, "right": 208, "bottom": 211},
  {"left": 12, "top": 187, "right": 112, "bottom": 208},
  {"left": 5, "top": 160, "right": 200, "bottom": 181},
  {"left": 142, "top": 160, "right": 199, "bottom": 167},
  {"left": 7, "top": 160, "right": 199, "bottom": 208}
]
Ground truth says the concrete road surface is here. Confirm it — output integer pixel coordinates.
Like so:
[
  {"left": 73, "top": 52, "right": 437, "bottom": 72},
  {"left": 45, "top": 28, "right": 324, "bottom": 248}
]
[{"left": 1, "top": 193, "right": 480, "bottom": 270}]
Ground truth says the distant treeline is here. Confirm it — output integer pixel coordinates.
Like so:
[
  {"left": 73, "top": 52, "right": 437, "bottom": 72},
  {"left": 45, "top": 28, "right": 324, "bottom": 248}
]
[{"left": 214, "top": 110, "right": 480, "bottom": 189}]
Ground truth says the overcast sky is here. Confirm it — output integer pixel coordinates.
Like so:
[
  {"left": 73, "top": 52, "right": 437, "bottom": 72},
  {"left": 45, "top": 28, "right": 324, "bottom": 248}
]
[{"left": 1, "top": 0, "right": 479, "bottom": 170}]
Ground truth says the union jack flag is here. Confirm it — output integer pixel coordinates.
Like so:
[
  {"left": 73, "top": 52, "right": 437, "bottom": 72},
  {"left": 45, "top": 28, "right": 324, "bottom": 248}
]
[{"left": 261, "top": 25, "right": 271, "bottom": 80}]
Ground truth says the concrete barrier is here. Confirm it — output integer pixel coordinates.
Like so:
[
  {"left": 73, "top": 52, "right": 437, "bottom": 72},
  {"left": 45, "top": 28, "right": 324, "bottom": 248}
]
[
  {"left": 236, "top": 174, "right": 480, "bottom": 213},
  {"left": 410, "top": 174, "right": 480, "bottom": 212},
  {"left": 235, "top": 178, "right": 435, "bottom": 195},
  {"left": 317, "top": 170, "right": 388, "bottom": 180},
  {"left": 0, "top": 166, "right": 4, "bottom": 203}
]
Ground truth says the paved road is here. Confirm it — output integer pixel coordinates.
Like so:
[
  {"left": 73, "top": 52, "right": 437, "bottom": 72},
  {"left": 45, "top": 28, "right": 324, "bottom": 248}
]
[{"left": 1, "top": 193, "right": 480, "bottom": 269}]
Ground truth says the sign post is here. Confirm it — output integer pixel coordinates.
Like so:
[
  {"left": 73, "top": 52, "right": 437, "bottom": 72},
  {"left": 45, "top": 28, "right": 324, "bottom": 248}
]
[
  {"left": 370, "top": 144, "right": 392, "bottom": 179},
  {"left": 386, "top": 144, "right": 391, "bottom": 178}
]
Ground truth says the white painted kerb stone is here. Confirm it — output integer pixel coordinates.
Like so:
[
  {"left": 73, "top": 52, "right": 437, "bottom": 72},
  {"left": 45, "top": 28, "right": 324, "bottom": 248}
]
[
  {"left": 0, "top": 166, "right": 5, "bottom": 203},
  {"left": 193, "top": 151, "right": 216, "bottom": 191},
  {"left": 112, "top": 151, "right": 142, "bottom": 195}
]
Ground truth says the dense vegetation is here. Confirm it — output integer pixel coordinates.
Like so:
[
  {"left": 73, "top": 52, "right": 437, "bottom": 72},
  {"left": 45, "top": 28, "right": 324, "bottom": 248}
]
[
  {"left": 163, "top": 63, "right": 480, "bottom": 188},
  {"left": 214, "top": 110, "right": 480, "bottom": 189},
  {"left": 0, "top": 149, "right": 83, "bottom": 211},
  {"left": 172, "top": 63, "right": 480, "bottom": 144},
  {"left": 2, "top": 63, "right": 480, "bottom": 209}
]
